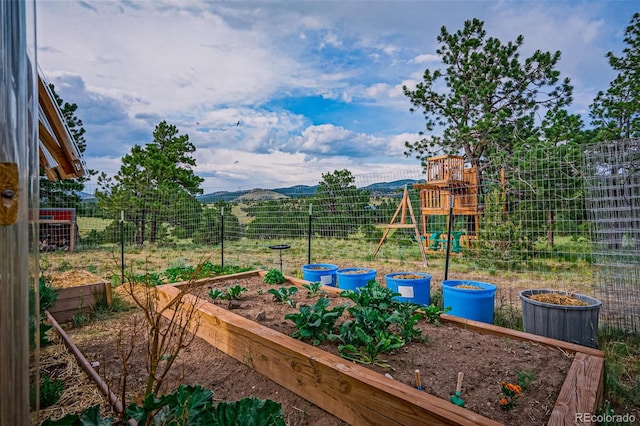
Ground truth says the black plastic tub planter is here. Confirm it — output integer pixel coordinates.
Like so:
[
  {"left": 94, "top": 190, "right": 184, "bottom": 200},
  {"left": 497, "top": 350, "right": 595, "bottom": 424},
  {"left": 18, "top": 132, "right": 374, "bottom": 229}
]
[{"left": 519, "top": 289, "right": 602, "bottom": 348}]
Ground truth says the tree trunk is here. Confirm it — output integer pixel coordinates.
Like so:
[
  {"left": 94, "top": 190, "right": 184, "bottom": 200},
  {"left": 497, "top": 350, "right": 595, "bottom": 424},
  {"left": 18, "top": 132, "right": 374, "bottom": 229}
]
[
  {"left": 547, "top": 210, "right": 555, "bottom": 248},
  {"left": 150, "top": 220, "right": 157, "bottom": 244},
  {"left": 137, "top": 218, "right": 146, "bottom": 247}
]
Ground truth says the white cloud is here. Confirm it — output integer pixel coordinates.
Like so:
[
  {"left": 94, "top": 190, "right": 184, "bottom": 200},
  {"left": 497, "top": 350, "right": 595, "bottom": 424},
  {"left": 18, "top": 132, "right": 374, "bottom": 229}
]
[
  {"left": 411, "top": 54, "right": 440, "bottom": 64},
  {"left": 37, "top": 1, "right": 636, "bottom": 189},
  {"left": 321, "top": 32, "right": 343, "bottom": 49}
]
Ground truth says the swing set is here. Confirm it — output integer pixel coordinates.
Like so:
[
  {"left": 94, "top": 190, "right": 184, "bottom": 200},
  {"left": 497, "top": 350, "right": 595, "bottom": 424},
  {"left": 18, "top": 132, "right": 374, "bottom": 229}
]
[{"left": 374, "top": 155, "right": 480, "bottom": 259}]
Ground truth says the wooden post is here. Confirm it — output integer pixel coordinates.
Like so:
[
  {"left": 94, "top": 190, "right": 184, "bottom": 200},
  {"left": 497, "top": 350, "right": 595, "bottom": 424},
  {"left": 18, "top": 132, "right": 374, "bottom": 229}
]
[{"left": 373, "top": 186, "right": 427, "bottom": 265}]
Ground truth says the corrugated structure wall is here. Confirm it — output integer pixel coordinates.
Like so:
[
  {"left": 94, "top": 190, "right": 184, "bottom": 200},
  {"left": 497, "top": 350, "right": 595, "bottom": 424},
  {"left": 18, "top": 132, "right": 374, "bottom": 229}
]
[{"left": 0, "top": 0, "right": 39, "bottom": 423}]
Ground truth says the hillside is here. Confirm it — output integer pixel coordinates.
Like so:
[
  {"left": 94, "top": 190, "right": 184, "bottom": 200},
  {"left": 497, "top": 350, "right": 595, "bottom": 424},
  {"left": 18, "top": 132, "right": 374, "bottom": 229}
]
[
  {"left": 234, "top": 189, "right": 289, "bottom": 202},
  {"left": 197, "top": 179, "right": 422, "bottom": 203}
]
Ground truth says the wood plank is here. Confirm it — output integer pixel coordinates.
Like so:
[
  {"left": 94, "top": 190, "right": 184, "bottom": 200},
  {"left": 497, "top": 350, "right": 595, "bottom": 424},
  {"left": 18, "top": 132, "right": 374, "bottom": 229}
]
[
  {"left": 548, "top": 353, "right": 605, "bottom": 425},
  {"left": 49, "top": 282, "right": 109, "bottom": 323},
  {"left": 156, "top": 285, "right": 502, "bottom": 426},
  {"left": 38, "top": 76, "right": 85, "bottom": 178},
  {"left": 170, "top": 270, "right": 261, "bottom": 289},
  {"left": 55, "top": 282, "right": 106, "bottom": 300},
  {"left": 440, "top": 315, "right": 605, "bottom": 358},
  {"left": 48, "top": 307, "right": 93, "bottom": 323}
]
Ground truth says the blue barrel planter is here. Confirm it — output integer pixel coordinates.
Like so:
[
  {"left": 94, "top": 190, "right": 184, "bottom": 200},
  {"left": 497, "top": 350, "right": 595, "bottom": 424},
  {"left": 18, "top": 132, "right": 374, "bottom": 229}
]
[
  {"left": 441, "top": 280, "right": 497, "bottom": 324},
  {"left": 520, "top": 289, "right": 602, "bottom": 348},
  {"left": 302, "top": 264, "right": 338, "bottom": 287},
  {"left": 336, "top": 268, "right": 377, "bottom": 291},
  {"left": 385, "top": 272, "right": 432, "bottom": 305}
]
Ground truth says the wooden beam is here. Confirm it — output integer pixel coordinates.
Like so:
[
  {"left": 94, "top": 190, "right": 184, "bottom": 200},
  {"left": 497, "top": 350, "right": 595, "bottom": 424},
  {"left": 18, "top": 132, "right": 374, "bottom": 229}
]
[
  {"left": 547, "top": 353, "right": 605, "bottom": 425},
  {"left": 37, "top": 75, "right": 85, "bottom": 179},
  {"left": 38, "top": 121, "right": 73, "bottom": 178},
  {"left": 157, "top": 285, "right": 502, "bottom": 426},
  {"left": 373, "top": 186, "right": 427, "bottom": 264},
  {"left": 439, "top": 314, "right": 605, "bottom": 358}
]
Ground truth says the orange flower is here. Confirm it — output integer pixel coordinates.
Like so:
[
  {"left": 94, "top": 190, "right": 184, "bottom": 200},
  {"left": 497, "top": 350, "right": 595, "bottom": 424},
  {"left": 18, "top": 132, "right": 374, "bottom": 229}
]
[
  {"left": 507, "top": 383, "right": 522, "bottom": 394},
  {"left": 500, "top": 397, "right": 508, "bottom": 405}
]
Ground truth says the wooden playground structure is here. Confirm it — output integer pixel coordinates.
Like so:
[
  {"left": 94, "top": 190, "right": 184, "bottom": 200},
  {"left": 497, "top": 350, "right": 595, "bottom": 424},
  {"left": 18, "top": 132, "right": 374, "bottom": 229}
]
[{"left": 375, "top": 155, "right": 479, "bottom": 257}]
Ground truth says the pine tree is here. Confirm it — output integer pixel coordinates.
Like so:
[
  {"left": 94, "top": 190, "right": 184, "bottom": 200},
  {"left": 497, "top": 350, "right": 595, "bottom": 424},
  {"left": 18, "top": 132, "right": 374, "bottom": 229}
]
[
  {"left": 96, "top": 121, "right": 203, "bottom": 245},
  {"left": 403, "top": 18, "right": 573, "bottom": 187},
  {"left": 589, "top": 13, "right": 640, "bottom": 140}
]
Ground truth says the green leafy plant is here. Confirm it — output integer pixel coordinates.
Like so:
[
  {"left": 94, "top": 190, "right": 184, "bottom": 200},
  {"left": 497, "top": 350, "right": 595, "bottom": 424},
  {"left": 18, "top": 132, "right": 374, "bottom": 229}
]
[
  {"left": 263, "top": 269, "right": 286, "bottom": 285},
  {"left": 267, "top": 286, "right": 298, "bottom": 305},
  {"left": 302, "top": 281, "right": 326, "bottom": 297},
  {"left": 57, "top": 261, "right": 73, "bottom": 272},
  {"left": 30, "top": 273, "right": 59, "bottom": 349},
  {"left": 164, "top": 264, "right": 196, "bottom": 282},
  {"left": 208, "top": 288, "right": 224, "bottom": 301},
  {"left": 421, "top": 304, "right": 450, "bottom": 325},
  {"left": 285, "top": 297, "right": 348, "bottom": 345},
  {"left": 72, "top": 310, "right": 89, "bottom": 328},
  {"left": 209, "top": 284, "right": 249, "bottom": 301},
  {"left": 388, "top": 302, "right": 424, "bottom": 343},
  {"left": 132, "top": 272, "right": 164, "bottom": 287},
  {"left": 340, "top": 280, "right": 399, "bottom": 311},
  {"left": 124, "top": 384, "right": 286, "bottom": 425},
  {"left": 335, "top": 328, "right": 404, "bottom": 369},
  {"left": 329, "top": 304, "right": 405, "bottom": 368},
  {"left": 71, "top": 295, "right": 90, "bottom": 328},
  {"left": 40, "top": 373, "right": 64, "bottom": 409},
  {"left": 164, "top": 261, "right": 250, "bottom": 282},
  {"left": 515, "top": 369, "right": 537, "bottom": 390}
]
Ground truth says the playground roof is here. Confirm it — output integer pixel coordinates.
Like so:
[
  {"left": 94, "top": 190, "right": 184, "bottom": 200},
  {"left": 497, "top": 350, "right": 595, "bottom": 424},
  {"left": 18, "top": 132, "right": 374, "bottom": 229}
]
[{"left": 38, "top": 72, "right": 86, "bottom": 181}]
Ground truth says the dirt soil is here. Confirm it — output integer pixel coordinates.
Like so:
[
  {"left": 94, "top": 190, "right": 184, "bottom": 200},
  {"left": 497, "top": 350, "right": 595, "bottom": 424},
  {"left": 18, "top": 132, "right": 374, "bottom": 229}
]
[{"left": 47, "top": 273, "right": 576, "bottom": 426}]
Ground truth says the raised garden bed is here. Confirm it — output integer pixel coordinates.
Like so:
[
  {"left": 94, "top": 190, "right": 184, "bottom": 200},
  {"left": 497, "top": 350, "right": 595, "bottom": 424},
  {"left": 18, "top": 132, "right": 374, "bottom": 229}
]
[
  {"left": 48, "top": 270, "right": 111, "bottom": 323},
  {"left": 157, "top": 270, "right": 605, "bottom": 426}
]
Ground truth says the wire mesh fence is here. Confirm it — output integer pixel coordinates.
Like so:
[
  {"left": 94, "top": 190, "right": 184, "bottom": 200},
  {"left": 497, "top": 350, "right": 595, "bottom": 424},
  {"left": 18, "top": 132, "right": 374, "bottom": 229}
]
[
  {"left": 584, "top": 138, "right": 640, "bottom": 333},
  {"left": 38, "top": 140, "right": 640, "bottom": 332}
]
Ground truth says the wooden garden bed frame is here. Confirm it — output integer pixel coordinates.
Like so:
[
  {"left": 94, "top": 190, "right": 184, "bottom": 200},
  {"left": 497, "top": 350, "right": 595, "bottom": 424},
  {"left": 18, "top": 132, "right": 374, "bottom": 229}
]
[
  {"left": 157, "top": 270, "right": 604, "bottom": 426},
  {"left": 50, "top": 279, "right": 111, "bottom": 323}
]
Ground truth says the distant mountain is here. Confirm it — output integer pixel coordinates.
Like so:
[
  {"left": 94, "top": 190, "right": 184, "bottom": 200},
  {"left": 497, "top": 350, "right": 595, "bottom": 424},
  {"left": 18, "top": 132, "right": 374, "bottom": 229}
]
[
  {"left": 198, "top": 179, "right": 423, "bottom": 203},
  {"left": 76, "top": 190, "right": 97, "bottom": 202},
  {"left": 361, "top": 179, "right": 423, "bottom": 196},
  {"left": 272, "top": 185, "right": 318, "bottom": 198},
  {"left": 197, "top": 190, "right": 249, "bottom": 203},
  {"left": 234, "top": 189, "right": 289, "bottom": 202}
]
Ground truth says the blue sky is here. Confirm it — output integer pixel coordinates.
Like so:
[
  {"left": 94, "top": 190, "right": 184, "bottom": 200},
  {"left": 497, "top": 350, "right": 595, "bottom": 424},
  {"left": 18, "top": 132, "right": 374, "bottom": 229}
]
[{"left": 36, "top": 1, "right": 637, "bottom": 190}]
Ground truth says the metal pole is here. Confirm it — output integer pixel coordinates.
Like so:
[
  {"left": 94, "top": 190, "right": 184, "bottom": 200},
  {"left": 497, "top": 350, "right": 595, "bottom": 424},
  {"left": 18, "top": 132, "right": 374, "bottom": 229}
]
[
  {"left": 120, "top": 211, "right": 124, "bottom": 285},
  {"left": 307, "top": 203, "right": 312, "bottom": 265},
  {"left": 444, "top": 195, "right": 454, "bottom": 281},
  {"left": 220, "top": 206, "right": 224, "bottom": 268}
]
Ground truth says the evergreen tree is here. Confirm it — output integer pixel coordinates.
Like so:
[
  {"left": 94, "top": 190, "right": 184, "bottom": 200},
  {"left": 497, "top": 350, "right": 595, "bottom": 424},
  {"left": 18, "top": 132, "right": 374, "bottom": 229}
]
[
  {"left": 96, "top": 121, "right": 203, "bottom": 245},
  {"left": 312, "top": 169, "right": 371, "bottom": 238},
  {"left": 403, "top": 18, "right": 573, "bottom": 188},
  {"left": 589, "top": 13, "right": 640, "bottom": 140},
  {"left": 506, "top": 108, "right": 587, "bottom": 248}
]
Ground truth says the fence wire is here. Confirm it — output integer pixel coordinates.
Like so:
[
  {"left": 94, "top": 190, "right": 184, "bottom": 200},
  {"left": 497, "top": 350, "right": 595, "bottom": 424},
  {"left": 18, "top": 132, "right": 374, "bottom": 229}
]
[
  {"left": 584, "top": 138, "right": 640, "bottom": 333},
  {"left": 38, "top": 140, "right": 640, "bottom": 333}
]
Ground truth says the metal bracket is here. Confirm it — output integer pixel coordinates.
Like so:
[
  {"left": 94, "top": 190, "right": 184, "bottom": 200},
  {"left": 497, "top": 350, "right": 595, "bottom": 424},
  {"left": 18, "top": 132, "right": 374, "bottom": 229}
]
[{"left": 0, "top": 163, "right": 19, "bottom": 225}]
